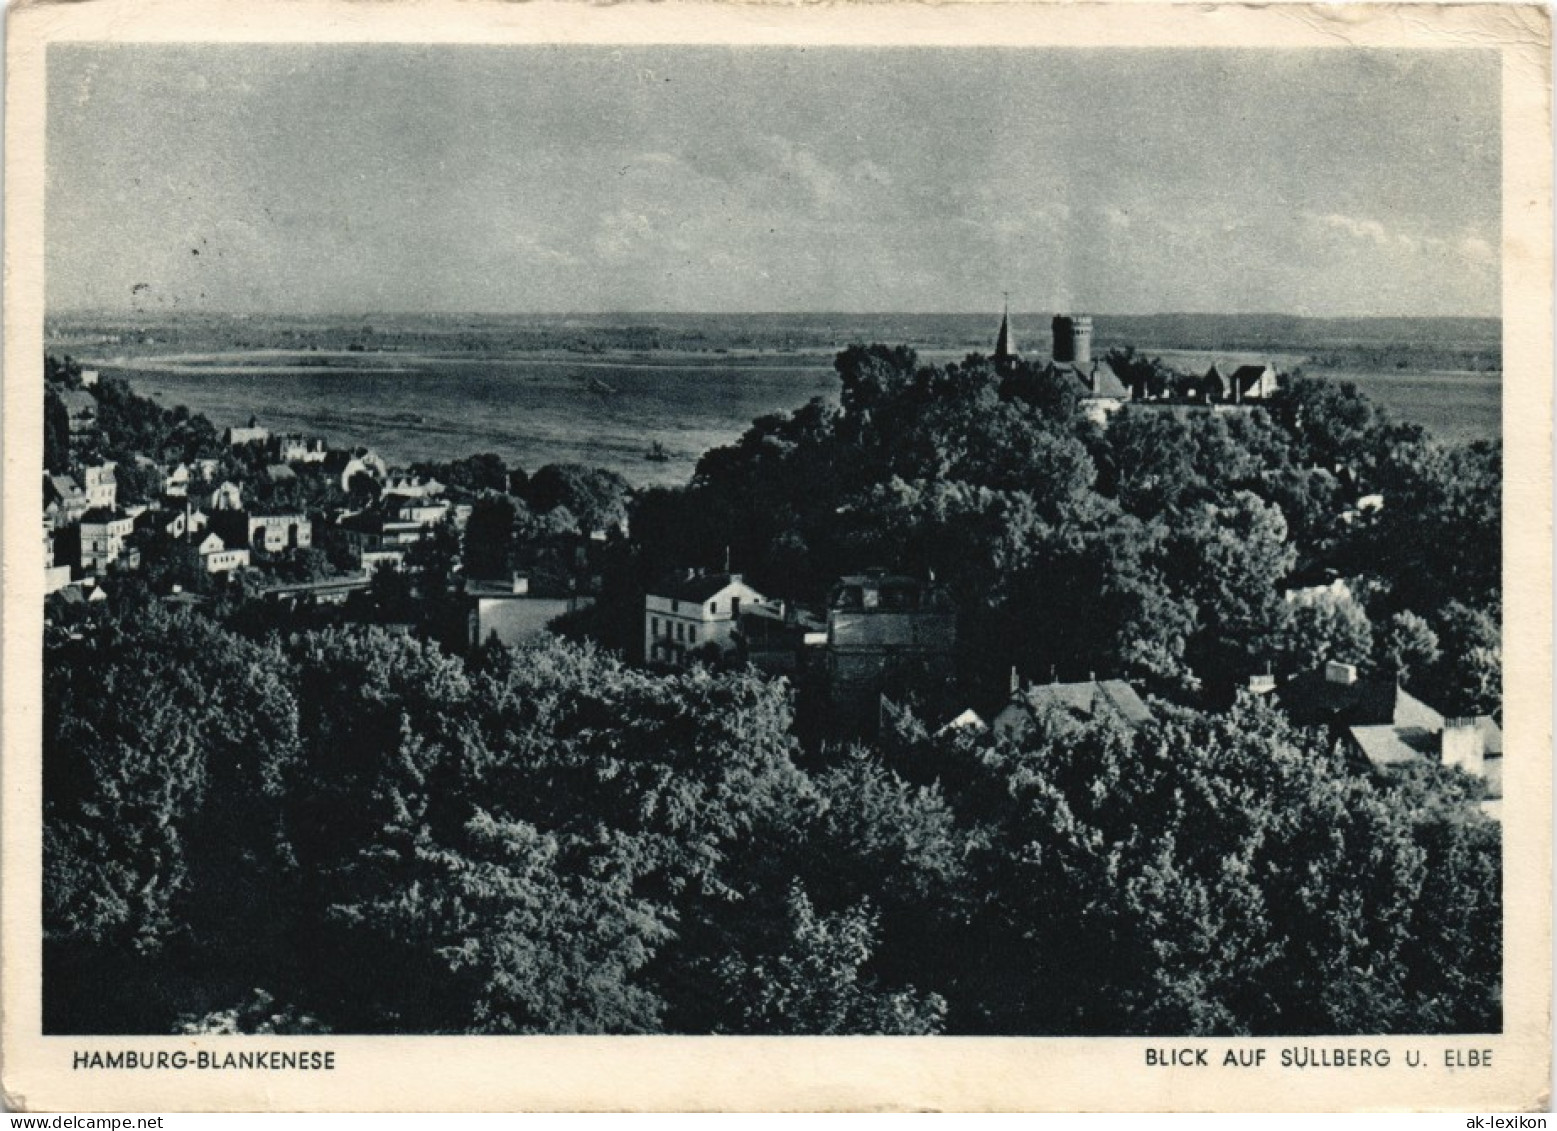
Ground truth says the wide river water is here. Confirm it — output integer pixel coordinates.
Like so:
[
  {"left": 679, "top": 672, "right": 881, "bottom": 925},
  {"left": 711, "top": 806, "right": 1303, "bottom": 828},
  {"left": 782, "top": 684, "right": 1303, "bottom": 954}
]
[{"left": 86, "top": 347, "right": 1500, "bottom": 489}]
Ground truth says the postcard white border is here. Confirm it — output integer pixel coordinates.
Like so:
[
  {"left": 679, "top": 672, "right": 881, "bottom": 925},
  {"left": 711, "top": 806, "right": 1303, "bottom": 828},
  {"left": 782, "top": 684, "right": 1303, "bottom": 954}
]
[{"left": 3, "top": 1, "right": 1550, "bottom": 1112}]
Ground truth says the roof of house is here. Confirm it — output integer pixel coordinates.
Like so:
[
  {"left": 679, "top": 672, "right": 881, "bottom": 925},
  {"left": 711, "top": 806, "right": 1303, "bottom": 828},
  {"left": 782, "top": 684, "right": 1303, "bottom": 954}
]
[
  {"left": 58, "top": 390, "right": 97, "bottom": 413},
  {"left": 1230, "top": 364, "right": 1276, "bottom": 385},
  {"left": 1054, "top": 360, "right": 1129, "bottom": 399},
  {"left": 1276, "top": 669, "right": 1444, "bottom": 730},
  {"left": 1007, "top": 679, "right": 1154, "bottom": 729},
  {"left": 265, "top": 463, "right": 298, "bottom": 482},
  {"left": 652, "top": 571, "right": 761, "bottom": 604},
  {"left": 79, "top": 506, "right": 130, "bottom": 526},
  {"left": 46, "top": 474, "right": 83, "bottom": 499},
  {"left": 1348, "top": 723, "right": 1440, "bottom": 768}
]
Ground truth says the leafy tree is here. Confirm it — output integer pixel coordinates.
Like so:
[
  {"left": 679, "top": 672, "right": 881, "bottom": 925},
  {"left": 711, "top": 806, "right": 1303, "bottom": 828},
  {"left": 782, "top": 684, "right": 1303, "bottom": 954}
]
[
  {"left": 416, "top": 452, "right": 509, "bottom": 495},
  {"left": 463, "top": 495, "right": 517, "bottom": 579},
  {"left": 1271, "top": 587, "right": 1374, "bottom": 675},
  {"left": 44, "top": 387, "right": 71, "bottom": 474},
  {"left": 1377, "top": 610, "right": 1442, "bottom": 689},
  {"left": 44, "top": 604, "right": 299, "bottom": 956},
  {"left": 1426, "top": 600, "right": 1502, "bottom": 718},
  {"left": 525, "top": 464, "right": 631, "bottom": 535},
  {"left": 1167, "top": 492, "right": 1297, "bottom": 692},
  {"left": 934, "top": 695, "right": 1498, "bottom": 1035},
  {"left": 710, "top": 882, "right": 946, "bottom": 1035}
]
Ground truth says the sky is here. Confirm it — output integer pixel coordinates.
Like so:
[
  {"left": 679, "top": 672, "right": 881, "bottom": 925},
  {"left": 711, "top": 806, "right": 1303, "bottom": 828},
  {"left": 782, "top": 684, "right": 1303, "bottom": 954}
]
[{"left": 46, "top": 45, "right": 1500, "bottom": 317}]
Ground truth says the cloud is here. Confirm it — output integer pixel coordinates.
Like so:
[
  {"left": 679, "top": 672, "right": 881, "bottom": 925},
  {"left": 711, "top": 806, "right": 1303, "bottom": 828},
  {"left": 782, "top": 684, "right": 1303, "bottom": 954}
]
[
  {"left": 1312, "top": 211, "right": 1390, "bottom": 245},
  {"left": 1457, "top": 235, "right": 1496, "bottom": 265},
  {"left": 593, "top": 209, "right": 656, "bottom": 259}
]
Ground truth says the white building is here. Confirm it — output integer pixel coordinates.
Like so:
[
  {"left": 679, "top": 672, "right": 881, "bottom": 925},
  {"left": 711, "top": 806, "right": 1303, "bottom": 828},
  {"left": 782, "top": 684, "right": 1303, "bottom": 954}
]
[{"left": 643, "top": 571, "right": 778, "bottom": 667}]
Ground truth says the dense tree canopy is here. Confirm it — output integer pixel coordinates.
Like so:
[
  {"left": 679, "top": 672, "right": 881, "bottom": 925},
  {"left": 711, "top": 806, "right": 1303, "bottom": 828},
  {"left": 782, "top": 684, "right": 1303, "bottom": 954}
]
[{"left": 42, "top": 341, "right": 1501, "bottom": 1038}]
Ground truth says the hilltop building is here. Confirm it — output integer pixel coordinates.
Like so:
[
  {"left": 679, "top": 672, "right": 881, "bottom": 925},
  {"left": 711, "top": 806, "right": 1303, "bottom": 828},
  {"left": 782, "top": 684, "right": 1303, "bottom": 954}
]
[
  {"left": 992, "top": 308, "right": 1129, "bottom": 422},
  {"left": 1203, "top": 363, "right": 1279, "bottom": 404}
]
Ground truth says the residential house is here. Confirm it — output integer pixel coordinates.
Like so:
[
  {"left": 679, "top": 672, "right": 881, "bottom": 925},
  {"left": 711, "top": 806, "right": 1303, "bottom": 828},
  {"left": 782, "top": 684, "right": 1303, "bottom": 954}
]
[
  {"left": 225, "top": 419, "right": 270, "bottom": 447},
  {"left": 644, "top": 571, "right": 777, "bottom": 667},
  {"left": 192, "top": 532, "right": 251, "bottom": 575},
  {"left": 1201, "top": 363, "right": 1278, "bottom": 405},
  {"left": 78, "top": 507, "right": 136, "bottom": 575},
  {"left": 164, "top": 463, "right": 192, "bottom": 498},
  {"left": 383, "top": 493, "right": 451, "bottom": 527},
  {"left": 212, "top": 511, "right": 312, "bottom": 555},
  {"left": 272, "top": 433, "right": 328, "bottom": 463},
  {"left": 325, "top": 448, "right": 389, "bottom": 491},
  {"left": 44, "top": 519, "right": 72, "bottom": 594},
  {"left": 82, "top": 462, "right": 117, "bottom": 510},
  {"left": 382, "top": 473, "right": 445, "bottom": 499},
  {"left": 992, "top": 675, "right": 1154, "bottom": 740},
  {"left": 1276, "top": 660, "right": 1503, "bottom": 817},
  {"left": 44, "top": 473, "right": 88, "bottom": 529},
  {"left": 58, "top": 389, "right": 98, "bottom": 435},
  {"left": 337, "top": 510, "right": 420, "bottom": 568},
  {"left": 205, "top": 480, "right": 244, "bottom": 512},
  {"left": 824, "top": 570, "right": 957, "bottom": 726},
  {"left": 468, "top": 575, "right": 593, "bottom": 650}
]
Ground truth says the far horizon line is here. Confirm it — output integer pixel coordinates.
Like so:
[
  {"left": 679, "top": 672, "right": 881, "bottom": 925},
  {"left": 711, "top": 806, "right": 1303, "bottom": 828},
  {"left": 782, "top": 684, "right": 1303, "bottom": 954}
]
[{"left": 46, "top": 308, "right": 1503, "bottom": 323}]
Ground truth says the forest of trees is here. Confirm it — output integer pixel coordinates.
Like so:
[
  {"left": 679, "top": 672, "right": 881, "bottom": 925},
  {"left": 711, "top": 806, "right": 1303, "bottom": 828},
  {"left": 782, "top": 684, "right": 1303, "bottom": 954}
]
[{"left": 43, "top": 342, "right": 1502, "bottom": 1035}]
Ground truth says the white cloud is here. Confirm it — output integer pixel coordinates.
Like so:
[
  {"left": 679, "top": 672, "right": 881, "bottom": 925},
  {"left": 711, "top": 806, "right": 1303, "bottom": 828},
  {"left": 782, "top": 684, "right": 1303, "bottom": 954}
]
[
  {"left": 1458, "top": 235, "right": 1496, "bottom": 265},
  {"left": 1312, "top": 211, "right": 1390, "bottom": 245}
]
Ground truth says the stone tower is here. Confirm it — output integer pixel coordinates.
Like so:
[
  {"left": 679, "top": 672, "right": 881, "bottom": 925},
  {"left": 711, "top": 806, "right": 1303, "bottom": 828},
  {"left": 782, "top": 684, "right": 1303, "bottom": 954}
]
[{"left": 1052, "top": 314, "right": 1093, "bottom": 367}]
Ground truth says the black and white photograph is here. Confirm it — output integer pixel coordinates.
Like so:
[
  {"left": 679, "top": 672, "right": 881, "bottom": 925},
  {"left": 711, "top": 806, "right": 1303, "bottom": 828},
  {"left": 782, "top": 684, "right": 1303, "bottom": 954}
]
[{"left": 4, "top": 0, "right": 1551, "bottom": 1113}]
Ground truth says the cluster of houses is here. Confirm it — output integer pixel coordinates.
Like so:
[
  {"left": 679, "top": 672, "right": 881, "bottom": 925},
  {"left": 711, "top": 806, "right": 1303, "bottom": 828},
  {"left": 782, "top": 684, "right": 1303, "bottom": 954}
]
[
  {"left": 41, "top": 404, "right": 468, "bottom": 606},
  {"left": 43, "top": 393, "right": 603, "bottom": 650},
  {"left": 639, "top": 566, "right": 1502, "bottom": 820}
]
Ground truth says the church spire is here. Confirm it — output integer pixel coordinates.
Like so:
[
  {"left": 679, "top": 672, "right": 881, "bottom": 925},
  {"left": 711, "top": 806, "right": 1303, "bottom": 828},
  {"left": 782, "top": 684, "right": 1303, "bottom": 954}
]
[{"left": 994, "top": 293, "right": 1017, "bottom": 362}]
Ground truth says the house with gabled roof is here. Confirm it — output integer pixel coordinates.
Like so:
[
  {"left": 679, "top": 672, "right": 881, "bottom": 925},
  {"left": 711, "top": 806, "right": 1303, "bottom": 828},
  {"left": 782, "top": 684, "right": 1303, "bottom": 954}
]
[
  {"left": 82, "top": 462, "right": 117, "bottom": 510},
  {"left": 1275, "top": 659, "right": 1503, "bottom": 818},
  {"left": 644, "top": 570, "right": 777, "bottom": 667},
  {"left": 192, "top": 531, "right": 251, "bottom": 574},
  {"left": 58, "top": 389, "right": 98, "bottom": 434},
  {"left": 78, "top": 507, "right": 136, "bottom": 575},
  {"left": 44, "top": 473, "right": 88, "bottom": 529},
  {"left": 992, "top": 674, "right": 1154, "bottom": 740}
]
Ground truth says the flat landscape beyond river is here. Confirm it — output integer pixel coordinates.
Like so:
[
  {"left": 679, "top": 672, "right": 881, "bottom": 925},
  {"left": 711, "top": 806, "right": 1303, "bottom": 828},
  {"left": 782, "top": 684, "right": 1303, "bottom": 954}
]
[{"left": 60, "top": 314, "right": 1502, "bottom": 488}]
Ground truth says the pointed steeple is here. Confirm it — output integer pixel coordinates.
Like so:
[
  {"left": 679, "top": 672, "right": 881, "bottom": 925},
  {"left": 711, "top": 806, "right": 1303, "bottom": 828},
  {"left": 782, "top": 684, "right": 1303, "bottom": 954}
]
[{"left": 993, "top": 295, "right": 1017, "bottom": 362}]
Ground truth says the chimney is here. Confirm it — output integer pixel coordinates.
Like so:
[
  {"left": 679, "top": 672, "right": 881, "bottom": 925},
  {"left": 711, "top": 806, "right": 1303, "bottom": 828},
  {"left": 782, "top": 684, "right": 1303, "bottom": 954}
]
[
  {"left": 1009, "top": 666, "right": 1021, "bottom": 696},
  {"left": 1441, "top": 717, "right": 1486, "bottom": 776},
  {"left": 1325, "top": 660, "right": 1359, "bottom": 685}
]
